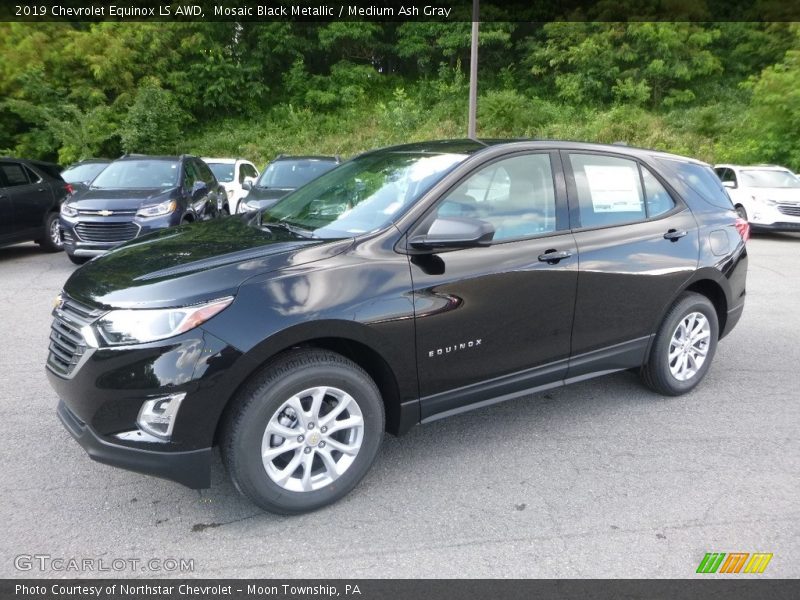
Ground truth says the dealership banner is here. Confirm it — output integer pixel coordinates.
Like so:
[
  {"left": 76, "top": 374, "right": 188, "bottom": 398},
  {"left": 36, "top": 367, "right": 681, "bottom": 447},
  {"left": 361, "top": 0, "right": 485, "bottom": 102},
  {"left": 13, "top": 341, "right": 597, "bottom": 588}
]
[
  {"left": 2, "top": 0, "right": 800, "bottom": 22},
  {"left": 3, "top": 579, "right": 799, "bottom": 600}
]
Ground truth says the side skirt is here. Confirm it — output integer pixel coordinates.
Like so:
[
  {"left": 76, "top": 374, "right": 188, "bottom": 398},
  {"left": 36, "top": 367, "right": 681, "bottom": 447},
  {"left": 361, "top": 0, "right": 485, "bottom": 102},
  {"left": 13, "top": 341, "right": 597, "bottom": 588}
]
[{"left": 419, "top": 336, "right": 652, "bottom": 424}]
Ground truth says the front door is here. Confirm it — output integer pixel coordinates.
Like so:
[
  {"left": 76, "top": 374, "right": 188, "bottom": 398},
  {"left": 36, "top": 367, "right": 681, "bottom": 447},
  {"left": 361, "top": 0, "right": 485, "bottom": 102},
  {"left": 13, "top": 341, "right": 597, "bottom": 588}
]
[{"left": 408, "top": 152, "right": 578, "bottom": 420}]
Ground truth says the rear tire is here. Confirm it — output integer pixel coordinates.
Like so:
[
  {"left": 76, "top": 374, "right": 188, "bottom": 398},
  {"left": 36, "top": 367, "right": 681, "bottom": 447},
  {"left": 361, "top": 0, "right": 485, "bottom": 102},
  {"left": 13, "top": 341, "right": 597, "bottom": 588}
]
[
  {"left": 221, "top": 349, "right": 385, "bottom": 514},
  {"left": 640, "top": 292, "right": 719, "bottom": 396},
  {"left": 39, "top": 213, "right": 64, "bottom": 252}
]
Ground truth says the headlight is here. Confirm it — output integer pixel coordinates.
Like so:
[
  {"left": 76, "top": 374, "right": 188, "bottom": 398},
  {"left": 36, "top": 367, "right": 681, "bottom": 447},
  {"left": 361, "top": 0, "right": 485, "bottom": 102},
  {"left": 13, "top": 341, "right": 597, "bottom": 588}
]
[
  {"left": 239, "top": 200, "right": 259, "bottom": 213},
  {"left": 93, "top": 296, "right": 233, "bottom": 346},
  {"left": 136, "top": 199, "right": 177, "bottom": 218},
  {"left": 60, "top": 203, "right": 78, "bottom": 217}
]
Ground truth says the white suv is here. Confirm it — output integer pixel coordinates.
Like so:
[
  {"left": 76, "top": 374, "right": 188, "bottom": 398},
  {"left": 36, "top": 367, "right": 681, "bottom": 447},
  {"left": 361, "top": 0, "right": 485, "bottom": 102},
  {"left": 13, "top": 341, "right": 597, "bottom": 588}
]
[
  {"left": 715, "top": 164, "right": 800, "bottom": 232},
  {"left": 202, "top": 158, "right": 259, "bottom": 215}
]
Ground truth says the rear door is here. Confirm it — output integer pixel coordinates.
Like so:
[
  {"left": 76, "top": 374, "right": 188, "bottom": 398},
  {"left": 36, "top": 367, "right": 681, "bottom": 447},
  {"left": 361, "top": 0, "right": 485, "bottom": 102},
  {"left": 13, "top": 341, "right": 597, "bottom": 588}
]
[
  {"left": 563, "top": 151, "right": 699, "bottom": 378},
  {"left": 0, "top": 161, "right": 52, "bottom": 236},
  {"left": 409, "top": 151, "right": 578, "bottom": 419}
]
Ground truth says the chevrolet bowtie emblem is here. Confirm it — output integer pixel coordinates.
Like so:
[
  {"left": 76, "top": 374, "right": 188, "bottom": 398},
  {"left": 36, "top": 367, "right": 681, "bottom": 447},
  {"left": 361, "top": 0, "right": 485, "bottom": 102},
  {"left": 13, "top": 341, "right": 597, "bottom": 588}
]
[{"left": 98, "top": 210, "right": 113, "bottom": 216}]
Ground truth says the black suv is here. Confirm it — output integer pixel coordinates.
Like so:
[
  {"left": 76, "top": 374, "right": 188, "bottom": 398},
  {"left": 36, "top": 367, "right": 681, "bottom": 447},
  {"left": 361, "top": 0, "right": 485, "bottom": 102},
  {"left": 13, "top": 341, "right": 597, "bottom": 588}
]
[
  {"left": 238, "top": 155, "right": 340, "bottom": 212},
  {"left": 59, "top": 154, "right": 225, "bottom": 264},
  {"left": 47, "top": 140, "right": 748, "bottom": 514},
  {"left": 0, "top": 158, "right": 71, "bottom": 253}
]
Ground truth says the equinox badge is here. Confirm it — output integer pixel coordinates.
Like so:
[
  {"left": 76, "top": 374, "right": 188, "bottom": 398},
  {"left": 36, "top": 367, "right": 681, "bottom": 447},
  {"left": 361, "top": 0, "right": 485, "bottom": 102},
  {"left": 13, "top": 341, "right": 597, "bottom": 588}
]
[{"left": 428, "top": 339, "right": 482, "bottom": 358}]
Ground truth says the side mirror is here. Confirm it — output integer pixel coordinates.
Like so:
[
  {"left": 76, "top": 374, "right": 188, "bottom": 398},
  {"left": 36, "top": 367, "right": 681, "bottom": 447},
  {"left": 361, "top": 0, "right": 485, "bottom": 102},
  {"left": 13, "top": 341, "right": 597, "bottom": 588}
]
[
  {"left": 409, "top": 217, "right": 495, "bottom": 250},
  {"left": 242, "top": 180, "right": 253, "bottom": 191},
  {"left": 192, "top": 180, "right": 209, "bottom": 196},
  {"left": 722, "top": 180, "right": 736, "bottom": 189}
]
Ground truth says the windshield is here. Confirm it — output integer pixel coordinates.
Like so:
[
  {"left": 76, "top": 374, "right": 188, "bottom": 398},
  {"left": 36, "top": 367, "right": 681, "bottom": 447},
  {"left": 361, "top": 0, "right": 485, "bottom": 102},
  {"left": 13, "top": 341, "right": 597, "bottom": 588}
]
[
  {"left": 740, "top": 169, "right": 800, "bottom": 188},
  {"left": 61, "top": 162, "right": 108, "bottom": 183},
  {"left": 207, "top": 162, "right": 235, "bottom": 183},
  {"left": 257, "top": 160, "right": 338, "bottom": 189},
  {"left": 261, "top": 151, "right": 468, "bottom": 238},
  {"left": 91, "top": 160, "right": 180, "bottom": 189}
]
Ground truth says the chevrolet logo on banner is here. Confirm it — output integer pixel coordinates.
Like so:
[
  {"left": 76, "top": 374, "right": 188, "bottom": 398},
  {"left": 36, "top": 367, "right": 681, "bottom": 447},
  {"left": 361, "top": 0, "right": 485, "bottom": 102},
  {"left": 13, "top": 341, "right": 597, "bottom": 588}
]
[{"left": 696, "top": 552, "right": 773, "bottom": 574}]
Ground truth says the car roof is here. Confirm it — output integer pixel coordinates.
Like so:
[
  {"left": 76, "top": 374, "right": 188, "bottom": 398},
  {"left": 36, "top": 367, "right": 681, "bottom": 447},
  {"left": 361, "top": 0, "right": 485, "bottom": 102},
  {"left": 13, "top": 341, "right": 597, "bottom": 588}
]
[
  {"left": 271, "top": 155, "right": 339, "bottom": 162},
  {"left": 716, "top": 163, "right": 792, "bottom": 171},
  {"left": 116, "top": 154, "right": 186, "bottom": 162},
  {"left": 358, "top": 139, "right": 708, "bottom": 166},
  {"left": 67, "top": 158, "right": 111, "bottom": 165},
  {"left": 201, "top": 157, "right": 252, "bottom": 164}
]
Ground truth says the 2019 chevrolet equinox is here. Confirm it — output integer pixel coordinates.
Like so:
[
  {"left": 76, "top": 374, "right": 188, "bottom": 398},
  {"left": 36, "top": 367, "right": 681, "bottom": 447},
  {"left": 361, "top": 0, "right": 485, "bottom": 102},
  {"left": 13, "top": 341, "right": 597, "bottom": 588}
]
[{"left": 47, "top": 140, "right": 748, "bottom": 514}]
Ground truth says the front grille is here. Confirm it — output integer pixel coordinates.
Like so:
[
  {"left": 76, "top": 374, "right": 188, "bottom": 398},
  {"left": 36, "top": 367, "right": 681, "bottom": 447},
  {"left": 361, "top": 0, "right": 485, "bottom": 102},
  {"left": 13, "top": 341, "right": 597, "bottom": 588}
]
[
  {"left": 777, "top": 204, "right": 800, "bottom": 217},
  {"left": 47, "top": 295, "right": 104, "bottom": 376},
  {"left": 74, "top": 221, "right": 139, "bottom": 243},
  {"left": 77, "top": 209, "right": 137, "bottom": 217}
]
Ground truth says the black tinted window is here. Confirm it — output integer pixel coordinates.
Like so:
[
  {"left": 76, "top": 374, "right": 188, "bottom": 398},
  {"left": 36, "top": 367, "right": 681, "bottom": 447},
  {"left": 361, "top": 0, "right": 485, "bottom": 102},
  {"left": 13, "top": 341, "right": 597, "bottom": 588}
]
[
  {"left": 642, "top": 167, "right": 676, "bottom": 218},
  {"left": 196, "top": 160, "right": 215, "bottom": 185},
  {"left": 658, "top": 159, "right": 734, "bottom": 210},
  {"left": 0, "top": 163, "right": 30, "bottom": 187}
]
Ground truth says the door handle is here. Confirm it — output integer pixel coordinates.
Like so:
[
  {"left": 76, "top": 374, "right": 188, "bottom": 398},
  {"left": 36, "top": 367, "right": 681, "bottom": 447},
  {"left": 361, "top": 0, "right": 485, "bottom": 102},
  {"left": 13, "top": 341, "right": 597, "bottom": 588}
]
[
  {"left": 664, "top": 229, "right": 688, "bottom": 241},
  {"left": 538, "top": 249, "right": 573, "bottom": 264}
]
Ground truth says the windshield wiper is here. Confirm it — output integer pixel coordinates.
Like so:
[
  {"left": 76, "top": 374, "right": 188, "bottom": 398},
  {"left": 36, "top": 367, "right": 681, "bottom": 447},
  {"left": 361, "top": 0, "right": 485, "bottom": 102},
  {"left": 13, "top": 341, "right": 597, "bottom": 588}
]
[{"left": 259, "top": 218, "right": 316, "bottom": 239}]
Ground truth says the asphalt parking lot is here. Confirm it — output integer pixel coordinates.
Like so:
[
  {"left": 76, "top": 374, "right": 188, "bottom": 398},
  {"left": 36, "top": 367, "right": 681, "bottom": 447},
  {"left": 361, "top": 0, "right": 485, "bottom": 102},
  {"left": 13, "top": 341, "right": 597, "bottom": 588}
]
[{"left": 1, "top": 234, "right": 798, "bottom": 579}]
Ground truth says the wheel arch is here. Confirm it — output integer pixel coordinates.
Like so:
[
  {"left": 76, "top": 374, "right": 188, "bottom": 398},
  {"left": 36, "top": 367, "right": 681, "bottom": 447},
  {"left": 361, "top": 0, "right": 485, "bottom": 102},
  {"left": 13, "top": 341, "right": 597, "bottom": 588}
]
[{"left": 212, "top": 327, "right": 417, "bottom": 446}]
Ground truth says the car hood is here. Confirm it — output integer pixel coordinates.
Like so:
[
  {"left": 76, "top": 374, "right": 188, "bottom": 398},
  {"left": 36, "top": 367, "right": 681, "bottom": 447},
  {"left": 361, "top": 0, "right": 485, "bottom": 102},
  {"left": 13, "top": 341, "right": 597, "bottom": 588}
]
[
  {"left": 63, "top": 215, "right": 353, "bottom": 309},
  {"left": 751, "top": 187, "right": 800, "bottom": 203},
  {"left": 68, "top": 187, "right": 176, "bottom": 211},
  {"left": 245, "top": 187, "right": 294, "bottom": 202}
]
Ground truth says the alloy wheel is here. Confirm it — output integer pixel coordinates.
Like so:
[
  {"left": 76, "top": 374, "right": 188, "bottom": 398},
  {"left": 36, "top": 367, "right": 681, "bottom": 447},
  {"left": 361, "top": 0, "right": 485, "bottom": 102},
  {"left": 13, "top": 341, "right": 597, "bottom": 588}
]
[
  {"left": 261, "top": 386, "right": 364, "bottom": 492},
  {"left": 668, "top": 312, "right": 711, "bottom": 381}
]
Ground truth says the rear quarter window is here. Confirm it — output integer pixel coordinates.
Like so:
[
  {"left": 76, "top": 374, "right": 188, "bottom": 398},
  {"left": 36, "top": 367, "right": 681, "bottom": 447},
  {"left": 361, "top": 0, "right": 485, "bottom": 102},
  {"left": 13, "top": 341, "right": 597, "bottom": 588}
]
[{"left": 657, "top": 158, "right": 734, "bottom": 211}]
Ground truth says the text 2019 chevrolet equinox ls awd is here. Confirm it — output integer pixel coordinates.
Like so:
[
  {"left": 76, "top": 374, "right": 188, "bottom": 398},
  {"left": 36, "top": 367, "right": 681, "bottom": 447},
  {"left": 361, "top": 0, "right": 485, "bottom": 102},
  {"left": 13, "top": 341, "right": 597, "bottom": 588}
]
[{"left": 47, "top": 140, "right": 748, "bottom": 514}]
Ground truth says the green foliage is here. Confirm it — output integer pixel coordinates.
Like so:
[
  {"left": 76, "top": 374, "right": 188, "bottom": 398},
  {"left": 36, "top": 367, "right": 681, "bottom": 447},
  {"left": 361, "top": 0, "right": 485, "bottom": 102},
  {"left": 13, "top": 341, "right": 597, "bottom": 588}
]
[
  {"left": 119, "top": 83, "right": 189, "bottom": 154},
  {"left": 1, "top": 22, "right": 799, "bottom": 172}
]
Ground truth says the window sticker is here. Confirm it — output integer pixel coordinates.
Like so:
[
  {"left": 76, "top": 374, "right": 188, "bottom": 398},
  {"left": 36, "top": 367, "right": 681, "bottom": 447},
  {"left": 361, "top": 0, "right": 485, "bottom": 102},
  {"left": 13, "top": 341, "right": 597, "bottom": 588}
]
[{"left": 584, "top": 165, "right": 642, "bottom": 212}]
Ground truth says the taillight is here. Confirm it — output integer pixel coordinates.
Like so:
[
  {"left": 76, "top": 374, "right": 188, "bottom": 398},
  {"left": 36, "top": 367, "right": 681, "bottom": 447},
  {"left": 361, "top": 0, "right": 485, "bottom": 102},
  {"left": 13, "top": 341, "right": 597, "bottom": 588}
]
[
  {"left": 735, "top": 217, "right": 750, "bottom": 242},
  {"left": 64, "top": 183, "right": 74, "bottom": 195}
]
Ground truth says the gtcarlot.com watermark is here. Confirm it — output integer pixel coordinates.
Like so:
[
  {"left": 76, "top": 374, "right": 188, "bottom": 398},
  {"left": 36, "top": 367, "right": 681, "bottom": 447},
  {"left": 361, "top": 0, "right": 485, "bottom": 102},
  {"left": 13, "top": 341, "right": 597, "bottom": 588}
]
[{"left": 14, "top": 554, "right": 194, "bottom": 573}]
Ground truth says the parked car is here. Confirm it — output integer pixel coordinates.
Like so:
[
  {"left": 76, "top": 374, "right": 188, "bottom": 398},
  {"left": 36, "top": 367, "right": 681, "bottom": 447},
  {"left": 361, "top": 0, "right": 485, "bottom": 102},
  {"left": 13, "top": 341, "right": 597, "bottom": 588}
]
[
  {"left": 60, "top": 159, "right": 111, "bottom": 191},
  {"left": 0, "top": 157, "right": 72, "bottom": 252},
  {"left": 201, "top": 157, "right": 259, "bottom": 215},
  {"left": 715, "top": 164, "right": 800, "bottom": 232},
  {"left": 237, "top": 155, "right": 340, "bottom": 213},
  {"left": 47, "top": 140, "right": 748, "bottom": 514},
  {"left": 59, "top": 154, "right": 226, "bottom": 264}
]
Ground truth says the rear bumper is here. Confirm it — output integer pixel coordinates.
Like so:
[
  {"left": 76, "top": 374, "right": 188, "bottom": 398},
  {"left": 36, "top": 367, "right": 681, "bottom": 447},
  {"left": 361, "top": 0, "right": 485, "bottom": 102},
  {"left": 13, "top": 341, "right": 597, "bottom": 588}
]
[{"left": 57, "top": 399, "right": 212, "bottom": 489}]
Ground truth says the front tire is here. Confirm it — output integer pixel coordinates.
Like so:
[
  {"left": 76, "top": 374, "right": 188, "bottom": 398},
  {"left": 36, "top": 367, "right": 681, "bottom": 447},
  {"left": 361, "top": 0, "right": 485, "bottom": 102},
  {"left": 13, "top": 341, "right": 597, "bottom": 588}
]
[
  {"left": 640, "top": 292, "right": 719, "bottom": 396},
  {"left": 221, "top": 349, "right": 385, "bottom": 514},
  {"left": 39, "top": 212, "right": 64, "bottom": 252}
]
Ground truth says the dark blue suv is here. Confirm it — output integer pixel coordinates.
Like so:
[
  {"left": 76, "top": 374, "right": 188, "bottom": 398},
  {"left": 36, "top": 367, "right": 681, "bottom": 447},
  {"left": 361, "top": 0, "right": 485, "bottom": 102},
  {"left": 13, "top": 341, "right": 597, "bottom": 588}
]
[{"left": 60, "top": 154, "right": 225, "bottom": 264}]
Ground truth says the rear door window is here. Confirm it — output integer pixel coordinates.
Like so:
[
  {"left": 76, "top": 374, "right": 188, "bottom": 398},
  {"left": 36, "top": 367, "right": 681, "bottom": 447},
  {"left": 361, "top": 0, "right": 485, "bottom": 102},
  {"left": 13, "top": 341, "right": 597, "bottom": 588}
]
[
  {"left": 0, "top": 162, "right": 30, "bottom": 187},
  {"left": 568, "top": 154, "right": 646, "bottom": 228}
]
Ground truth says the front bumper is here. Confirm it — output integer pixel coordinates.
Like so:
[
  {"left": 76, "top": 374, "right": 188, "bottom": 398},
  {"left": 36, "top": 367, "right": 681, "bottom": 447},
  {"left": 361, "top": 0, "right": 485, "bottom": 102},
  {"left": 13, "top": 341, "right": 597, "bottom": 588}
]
[
  {"left": 57, "top": 400, "right": 212, "bottom": 488},
  {"left": 46, "top": 315, "right": 243, "bottom": 488},
  {"left": 749, "top": 221, "right": 800, "bottom": 233},
  {"left": 747, "top": 202, "right": 800, "bottom": 231}
]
